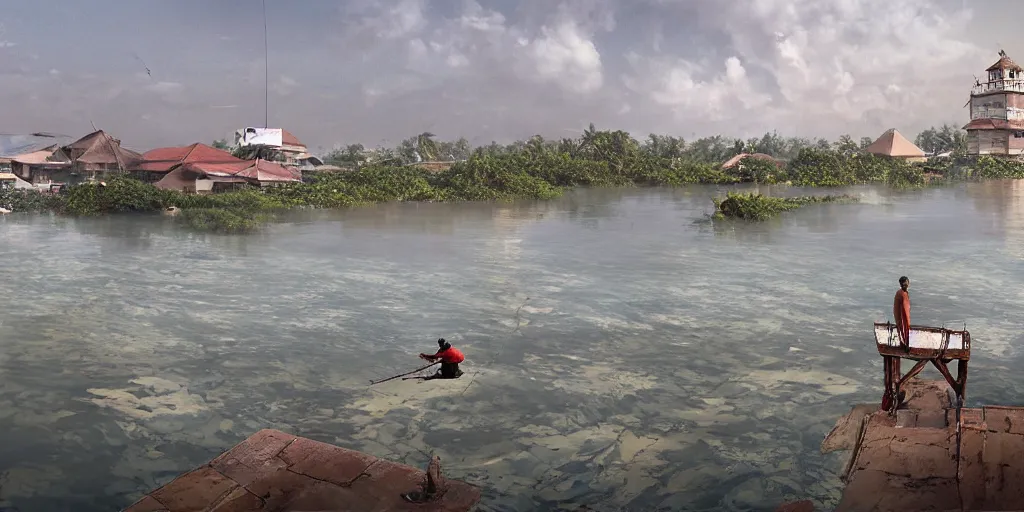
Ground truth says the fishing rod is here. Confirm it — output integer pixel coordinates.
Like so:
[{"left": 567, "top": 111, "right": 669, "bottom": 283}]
[{"left": 369, "top": 361, "right": 439, "bottom": 385}]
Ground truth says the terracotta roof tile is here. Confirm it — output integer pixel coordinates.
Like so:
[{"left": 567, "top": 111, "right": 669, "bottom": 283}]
[
  {"left": 987, "top": 52, "right": 1022, "bottom": 72},
  {"left": 863, "top": 128, "right": 926, "bottom": 157},
  {"left": 963, "top": 119, "right": 1024, "bottom": 131},
  {"left": 137, "top": 143, "right": 243, "bottom": 172},
  {"left": 281, "top": 130, "right": 305, "bottom": 148}
]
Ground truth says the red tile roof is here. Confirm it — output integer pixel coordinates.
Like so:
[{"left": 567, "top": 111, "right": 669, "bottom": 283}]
[
  {"left": 963, "top": 119, "right": 1024, "bottom": 131},
  {"left": 137, "top": 143, "right": 243, "bottom": 172},
  {"left": 183, "top": 158, "right": 300, "bottom": 182},
  {"left": 987, "top": 53, "right": 1022, "bottom": 72},
  {"left": 233, "top": 159, "right": 301, "bottom": 182},
  {"left": 281, "top": 130, "right": 305, "bottom": 148}
]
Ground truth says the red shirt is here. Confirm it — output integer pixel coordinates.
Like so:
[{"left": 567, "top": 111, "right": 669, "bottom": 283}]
[{"left": 435, "top": 346, "right": 465, "bottom": 364}]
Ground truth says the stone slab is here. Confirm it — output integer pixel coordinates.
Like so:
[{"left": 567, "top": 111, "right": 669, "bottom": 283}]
[
  {"left": 124, "top": 429, "right": 481, "bottom": 512},
  {"left": 981, "top": 406, "right": 1024, "bottom": 435},
  {"left": 822, "top": 404, "right": 876, "bottom": 453},
  {"left": 774, "top": 500, "right": 816, "bottom": 512},
  {"left": 801, "top": 380, "right": 1024, "bottom": 512}
]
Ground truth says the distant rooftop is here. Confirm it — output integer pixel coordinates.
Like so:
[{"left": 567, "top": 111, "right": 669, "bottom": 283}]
[
  {"left": 987, "top": 50, "right": 1022, "bottom": 72},
  {"left": 0, "top": 133, "right": 71, "bottom": 158}
]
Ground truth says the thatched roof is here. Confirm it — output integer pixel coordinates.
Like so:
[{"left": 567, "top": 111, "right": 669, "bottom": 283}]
[{"left": 64, "top": 130, "right": 142, "bottom": 169}]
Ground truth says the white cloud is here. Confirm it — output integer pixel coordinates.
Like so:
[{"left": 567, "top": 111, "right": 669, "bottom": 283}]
[
  {"left": 617, "top": 0, "right": 985, "bottom": 136},
  {"left": 0, "top": 0, "right": 1006, "bottom": 149},
  {"left": 145, "top": 81, "right": 183, "bottom": 94},
  {"left": 623, "top": 54, "right": 770, "bottom": 121},
  {"left": 270, "top": 76, "right": 298, "bottom": 96},
  {"left": 366, "top": 0, "right": 427, "bottom": 39},
  {"left": 523, "top": 21, "right": 604, "bottom": 94}
]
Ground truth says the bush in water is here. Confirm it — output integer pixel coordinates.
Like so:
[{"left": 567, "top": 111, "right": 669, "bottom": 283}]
[
  {"left": 178, "top": 208, "right": 274, "bottom": 234},
  {"left": 0, "top": 188, "right": 63, "bottom": 213},
  {"left": 712, "top": 192, "right": 857, "bottom": 221}
]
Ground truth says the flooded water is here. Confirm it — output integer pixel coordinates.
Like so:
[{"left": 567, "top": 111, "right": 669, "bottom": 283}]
[{"left": 3, "top": 182, "right": 1024, "bottom": 511}]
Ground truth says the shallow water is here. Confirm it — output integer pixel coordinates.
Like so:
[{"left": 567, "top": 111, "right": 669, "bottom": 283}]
[{"left": 2, "top": 182, "right": 1024, "bottom": 511}]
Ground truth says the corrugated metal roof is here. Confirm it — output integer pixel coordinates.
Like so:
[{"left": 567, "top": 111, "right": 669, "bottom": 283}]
[
  {"left": 0, "top": 133, "right": 67, "bottom": 158},
  {"left": 12, "top": 149, "right": 67, "bottom": 164}
]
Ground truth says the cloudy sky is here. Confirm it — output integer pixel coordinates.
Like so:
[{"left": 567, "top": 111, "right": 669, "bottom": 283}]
[{"left": 0, "top": 0, "right": 1016, "bottom": 152}]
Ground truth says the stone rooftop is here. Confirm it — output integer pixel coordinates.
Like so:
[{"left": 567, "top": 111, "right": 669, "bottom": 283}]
[
  {"left": 123, "top": 429, "right": 481, "bottom": 512},
  {"left": 777, "top": 378, "right": 1024, "bottom": 511}
]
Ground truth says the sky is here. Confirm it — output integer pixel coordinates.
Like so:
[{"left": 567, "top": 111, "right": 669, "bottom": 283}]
[{"left": 0, "top": 0, "right": 1018, "bottom": 153}]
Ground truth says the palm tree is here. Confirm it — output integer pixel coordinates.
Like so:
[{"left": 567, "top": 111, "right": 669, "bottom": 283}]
[{"left": 416, "top": 132, "right": 439, "bottom": 161}]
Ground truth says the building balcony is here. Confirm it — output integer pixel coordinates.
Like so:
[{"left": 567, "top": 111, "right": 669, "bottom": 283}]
[
  {"left": 972, "top": 110, "right": 1009, "bottom": 120},
  {"left": 973, "top": 79, "right": 1024, "bottom": 95}
]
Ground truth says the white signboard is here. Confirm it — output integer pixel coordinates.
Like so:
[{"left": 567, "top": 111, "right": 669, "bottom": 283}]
[{"left": 235, "top": 127, "right": 283, "bottom": 148}]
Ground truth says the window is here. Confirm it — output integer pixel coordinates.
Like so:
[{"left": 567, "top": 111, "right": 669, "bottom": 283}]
[{"left": 1014, "top": 131, "right": 1024, "bottom": 138}]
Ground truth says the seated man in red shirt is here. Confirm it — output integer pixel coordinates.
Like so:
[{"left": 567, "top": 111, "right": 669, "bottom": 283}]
[{"left": 419, "top": 338, "right": 464, "bottom": 379}]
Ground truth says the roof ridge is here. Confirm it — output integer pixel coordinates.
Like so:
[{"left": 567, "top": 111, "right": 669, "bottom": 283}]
[{"left": 181, "top": 143, "right": 201, "bottom": 162}]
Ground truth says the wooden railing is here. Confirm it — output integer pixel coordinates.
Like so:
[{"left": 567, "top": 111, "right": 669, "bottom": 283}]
[
  {"left": 972, "top": 109, "right": 1008, "bottom": 120},
  {"left": 973, "top": 79, "right": 1024, "bottom": 94}
]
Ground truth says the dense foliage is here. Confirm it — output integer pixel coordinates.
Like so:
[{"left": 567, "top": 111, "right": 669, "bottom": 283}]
[
  {"left": 3, "top": 124, "right": 1024, "bottom": 232},
  {"left": 179, "top": 208, "right": 273, "bottom": 234},
  {"left": 712, "top": 192, "right": 857, "bottom": 221}
]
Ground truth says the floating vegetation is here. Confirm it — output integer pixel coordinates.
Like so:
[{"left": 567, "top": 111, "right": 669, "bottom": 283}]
[
  {"left": 178, "top": 208, "right": 274, "bottom": 234},
  {"left": 712, "top": 192, "right": 858, "bottom": 221}
]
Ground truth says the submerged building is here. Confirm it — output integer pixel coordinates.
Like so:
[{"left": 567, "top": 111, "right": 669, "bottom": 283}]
[{"left": 965, "top": 50, "right": 1024, "bottom": 156}]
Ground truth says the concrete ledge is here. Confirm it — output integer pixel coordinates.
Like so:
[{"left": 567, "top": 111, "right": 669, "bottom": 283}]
[{"left": 123, "top": 429, "right": 481, "bottom": 512}]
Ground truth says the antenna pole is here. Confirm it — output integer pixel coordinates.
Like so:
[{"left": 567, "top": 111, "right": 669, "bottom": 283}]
[{"left": 263, "top": 0, "right": 269, "bottom": 128}]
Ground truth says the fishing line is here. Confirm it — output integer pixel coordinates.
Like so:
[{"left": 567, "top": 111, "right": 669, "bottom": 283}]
[{"left": 457, "top": 296, "right": 529, "bottom": 397}]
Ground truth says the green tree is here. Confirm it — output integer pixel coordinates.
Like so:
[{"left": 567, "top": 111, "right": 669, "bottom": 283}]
[
  {"left": 915, "top": 124, "right": 967, "bottom": 156},
  {"left": 232, "top": 145, "right": 284, "bottom": 161},
  {"left": 833, "top": 135, "right": 859, "bottom": 156}
]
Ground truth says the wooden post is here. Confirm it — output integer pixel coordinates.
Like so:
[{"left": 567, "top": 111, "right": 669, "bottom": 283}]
[
  {"left": 957, "top": 359, "right": 968, "bottom": 405},
  {"left": 424, "top": 455, "right": 446, "bottom": 499}
]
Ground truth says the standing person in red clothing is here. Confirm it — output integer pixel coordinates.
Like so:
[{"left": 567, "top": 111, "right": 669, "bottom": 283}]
[
  {"left": 893, "top": 276, "right": 911, "bottom": 347},
  {"left": 882, "top": 276, "right": 911, "bottom": 410},
  {"left": 419, "top": 338, "right": 465, "bottom": 379}
]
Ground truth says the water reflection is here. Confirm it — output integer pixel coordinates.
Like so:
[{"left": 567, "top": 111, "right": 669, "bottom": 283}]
[{"left": 2, "top": 185, "right": 1024, "bottom": 511}]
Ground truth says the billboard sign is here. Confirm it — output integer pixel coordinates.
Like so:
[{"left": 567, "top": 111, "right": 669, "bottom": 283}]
[{"left": 235, "top": 127, "right": 283, "bottom": 148}]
